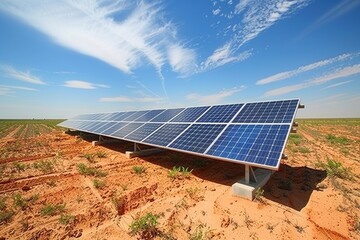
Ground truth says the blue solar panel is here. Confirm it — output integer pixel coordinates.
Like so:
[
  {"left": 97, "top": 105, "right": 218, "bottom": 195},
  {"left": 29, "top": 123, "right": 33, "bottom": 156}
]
[
  {"left": 143, "top": 124, "right": 189, "bottom": 146},
  {"left": 92, "top": 122, "right": 116, "bottom": 133},
  {"left": 197, "top": 104, "right": 243, "bottom": 123},
  {"left": 101, "top": 122, "right": 128, "bottom": 135},
  {"left": 150, "top": 108, "right": 185, "bottom": 122},
  {"left": 169, "top": 124, "right": 226, "bottom": 153},
  {"left": 206, "top": 124, "right": 289, "bottom": 167},
  {"left": 232, "top": 100, "right": 299, "bottom": 123},
  {"left": 114, "top": 111, "right": 137, "bottom": 121},
  {"left": 104, "top": 112, "right": 124, "bottom": 121},
  {"left": 170, "top": 106, "right": 209, "bottom": 122},
  {"left": 134, "top": 109, "right": 165, "bottom": 122},
  {"left": 122, "top": 111, "right": 149, "bottom": 121},
  {"left": 112, "top": 122, "right": 144, "bottom": 138},
  {"left": 125, "top": 123, "right": 164, "bottom": 141}
]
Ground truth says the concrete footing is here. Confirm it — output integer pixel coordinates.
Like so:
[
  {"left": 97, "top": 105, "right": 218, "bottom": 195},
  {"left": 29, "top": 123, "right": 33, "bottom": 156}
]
[
  {"left": 232, "top": 168, "right": 274, "bottom": 200},
  {"left": 125, "top": 148, "right": 165, "bottom": 159},
  {"left": 91, "top": 139, "right": 118, "bottom": 147}
]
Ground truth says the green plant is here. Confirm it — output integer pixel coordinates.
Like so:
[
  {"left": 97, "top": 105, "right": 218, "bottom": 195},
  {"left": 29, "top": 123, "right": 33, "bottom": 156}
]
[
  {"left": 180, "top": 166, "right": 193, "bottom": 178},
  {"left": 326, "top": 134, "right": 349, "bottom": 145},
  {"left": 243, "top": 210, "right": 253, "bottom": 229},
  {"left": 13, "top": 193, "right": 27, "bottom": 210},
  {"left": 40, "top": 203, "right": 66, "bottom": 216},
  {"left": 168, "top": 166, "right": 181, "bottom": 179},
  {"left": 77, "top": 163, "right": 107, "bottom": 177},
  {"left": 168, "top": 166, "right": 193, "bottom": 179},
  {"left": 93, "top": 178, "right": 106, "bottom": 189},
  {"left": 316, "top": 159, "right": 352, "bottom": 179},
  {"left": 0, "top": 198, "right": 6, "bottom": 210},
  {"left": 299, "top": 147, "right": 310, "bottom": 154},
  {"left": 294, "top": 223, "right": 305, "bottom": 233},
  {"left": 133, "top": 166, "right": 145, "bottom": 175},
  {"left": 288, "top": 134, "right": 302, "bottom": 145},
  {"left": 129, "top": 212, "right": 160, "bottom": 238},
  {"left": 32, "top": 160, "right": 55, "bottom": 173},
  {"left": 96, "top": 151, "right": 107, "bottom": 158},
  {"left": 59, "top": 214, "right": 75, "bottom": 225},
  {"left": 189, "top": 224, "right": 210, "bottom": 240},
  {"left": 0, "top": 210, "right": 14, "bottom": 224},
  {"left": 254, "top": 187, "right": 264, "bottom": 202},
  {"left": 186, "top": 187, "right": 203, "bottom": 201},
  {"left": 13, "top": 162, "right": 26, "bottom": 172},
  {"left": 83, "top": 153, "right": 95, "bottom": 163}
]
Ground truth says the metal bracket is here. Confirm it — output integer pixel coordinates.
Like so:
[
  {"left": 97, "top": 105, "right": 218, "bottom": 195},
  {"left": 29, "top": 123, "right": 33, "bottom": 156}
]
[
  {"left": 133, "top": 143, "right": 142, "bottom": 152},
  {"left": 245, "top": 165, "right": 258, "bottom": 184}
]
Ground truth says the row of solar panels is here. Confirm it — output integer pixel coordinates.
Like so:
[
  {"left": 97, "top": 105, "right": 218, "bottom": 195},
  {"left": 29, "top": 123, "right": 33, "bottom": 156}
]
[
  {"left": 59, "top": 99, "right": 300, "bottom": 170},
  {"left": 69, "top": 99, "right": 299, "bottom": 124}
]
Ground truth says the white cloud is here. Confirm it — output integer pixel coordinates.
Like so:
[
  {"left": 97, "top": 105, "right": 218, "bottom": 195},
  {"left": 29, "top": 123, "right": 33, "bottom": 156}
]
[
  {"left": 63, "top": 80, "right": 109, "bottom": 89},
  {"left": 0, "top": 0, "right": 183, "bottom": 75},
  {"left": 235, "top": 0, "right": 250, "bottom": 14},
  {"left": 256, "top": 53, "right": 353, "bottom": 85},
  {"left": 186, "top": 85, "right": 245, "bottom": 105},
  {"left": 0, "top": 85, "right": 37, "bottom": 91},
  {"left": 265, "top": 64, "right": 360, "bottom": 96},
  {"left": 322, "top": 80, "right": 352, "bottom": 90},
  {"left": 99, "top": 96, "right": 163, "bottom": 103},
  {"left": 167, "top": 44, "right": 197, "bottom": 76},
  {"left": 212, "top": 9, "right": 221, "bottom": 15},
  {"left": 1, "top": 65, "right": 46, "bottom": 85}
]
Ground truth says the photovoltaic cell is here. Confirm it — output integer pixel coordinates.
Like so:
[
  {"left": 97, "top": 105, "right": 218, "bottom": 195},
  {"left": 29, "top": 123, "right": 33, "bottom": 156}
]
[
  {"left": 107, "top": 112, "right": 125, "bottom": 121},
  {"left": 232, "top": 100, "right": 299, "bottom": 123},
  {"left": 170, "top": 106, "right": 209, "bottom": 122},
  {"left": 196, "top": 104, "right": 243, "bottom": 123},
  {"left": 101, "top": 122, "right": 128, "bottom": 135},
  {"left": 143, "top": 124, "right": 189, "bottom": 146},
  {"left": 122, "top": 111, "right": 149, "bottom": 121},
  {"left": 134, "top": 109, "right": 165, "bottom": 122},
  {"left": 206, "top": 124, "right": 289, "bottom": 167},
  {"left": 169, "top": 124, "right": 226, "bottom": 153},
  {"left": 150, "top": 108, "right": 185, "bottom": 122},
  {"left": 112, "top": 122, "right": 144, "bottom": 138},
  {"left": 125, "top": 123, "right": 163, "bottom": 141},
  {"left": 92, "top": 122, "right": 117, "bottom": 133},
  {"left": 114, "top": 111, "right": 137, "bottom": 121}
]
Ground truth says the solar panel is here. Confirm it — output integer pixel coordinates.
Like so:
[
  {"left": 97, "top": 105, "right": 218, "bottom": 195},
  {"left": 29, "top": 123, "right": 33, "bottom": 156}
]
[{"left": 58, "top": 99, "right": 300, "bottom": 170}]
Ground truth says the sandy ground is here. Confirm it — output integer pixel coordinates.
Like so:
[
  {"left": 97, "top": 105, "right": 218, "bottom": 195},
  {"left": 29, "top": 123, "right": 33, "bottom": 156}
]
[{"left": 0, "top": 121, "right": 359, "bottom": 239}]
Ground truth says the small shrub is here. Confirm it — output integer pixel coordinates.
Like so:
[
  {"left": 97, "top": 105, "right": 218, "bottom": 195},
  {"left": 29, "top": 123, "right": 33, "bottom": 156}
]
[
  {"left": 132, "top": 166, "right": 145, "bottom": 175},
  {"left": 288, "top": 134, "right": 302, "bottom": 145},
  {"left": 189, "top": 224, "right": 210, "bottom": 240},
  {"left": 168, "top": 166, "right": 181, "bottom": 179},
  {"left": 168, "top": 166, "right": 193, "bottom": 179},
  {"left": 13, "top": 162, "right": 27, "bottom": 172},
  {"left": 93, "top": 178, "right": 106, "bottom": 189},
  {"left": 83, "top": 153, "right": 95, "bottom": 163},
  {"left": 96, "top": 151, "right": 107, "bottom": 158},
  {"left": 0, "top": 210, "right": 14, "bottom": 224},
  {"left": 77, "top": 163, "right": 107, "bottom": 177},
  {"left": 299, "top": 147, "right": 310, "bottom": 154},
  {"left": 0, "top": 198, "right": 6, "bottom": 210},
  {"left": 180, "top": 166, "right": 193, "bottom": 178},
  {"left": 32, "top": 160, "right": 54, "bottom": 173},
  {"left": 13, "top": 193, "right": 27, "bottom": 210},
  {"left": 40, "top": 203, "right": 66, "bottom": 216},
  {"left": 316, "top": 159, "right": 352, "bottom": 179},
  {"left": 59, "top": 214, "right": 75, "bottom": 225},
  {"left": 326, "top": 134, "right": 349, "bottom": 145},
  {"left": 254, "top": 187, "right": 264, "bottom": 202},
  {"left": 129, "top": 212, "right": 160, "bottom": 238}
]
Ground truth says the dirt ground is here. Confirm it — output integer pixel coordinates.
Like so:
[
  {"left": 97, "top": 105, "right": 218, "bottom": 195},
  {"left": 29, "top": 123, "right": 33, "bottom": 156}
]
[{"left": 0, "top": 119, "right": 359, "bottom": 240}]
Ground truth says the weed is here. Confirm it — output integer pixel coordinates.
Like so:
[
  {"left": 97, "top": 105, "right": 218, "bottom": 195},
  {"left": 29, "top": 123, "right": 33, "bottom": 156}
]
[
  {"left": 168, "top": 166, "right": 193, "bottom": 179},
  {"left": 133, "top": 166, "right": 145, "bottom": 175},
  {"left": 129, "top": 212, "right": 160, "bottom": 238},
  {"left": 266, "top": 223, "right": 275, "bottom": 233},
  {"left": 186, "top": 187, "right": 204, "bottom": 201},
  {"left": 40, "top": 203, "right": 66, "bottom": 216},
  {"left": 168, "top": 166, "right": 181, "bottom": 179},
  {"left": 32, "top": 160, "right": 54, "bottom": 173},
  {"left": 0, "top": 210, "right": 14, "bottom": 224},
  {"left": 326, "top": 134, "right": 349, "bottom": 145},
  {"left": 13, "top": 162, "right": 27, "bottom": 172},
  {"left": 27, "top": 193, "right": 39, "bottom": 205},
  {"left": 77, "top": 163, "right": 107, "bottom": 177},
  {"left": 243, "top": 209, "right": 253, "bottom": 229},
  {"left": 59, "top": 214, "right": 75, "bottom": 225},
  {"left": 96, "top": 151, "right": 107, "bottom": 158},
  {"left": 316, "top": 159, "right": 352, "bottom": 180},
  {"left": 47, "top": 179, "right": 57, "bottom": 187},
  {"left": 340, "top": 147, "right": 350, "bottom": 156},
  {"left": 180, "top": 166, "right": 193, "bottom": 178},
  {"left": 93, "top": 178, "right": 106, "bottom": 189},
  {"left": 254, "top": 187, "right": 264, "bottom": 202},
  {"left": 13, "top": 193, "right": 28, "bottom": 210},
  {"left": 288, "top": 134, "right": 302, "bottom": 145},
  {"left": 83, "top": 153, "right": 95, "bottom": 163},
  {"left": 294, "top": 223, "right": 305, "bottom": 233},
  {"left": 0, "top": 198, "right": 6, "bottom": 210},
  {"left": 299, "top": 147, "right": 310, "bottom": 154},
  {"left": 189, "top": 224, "right": 210, "bottom": 240}
]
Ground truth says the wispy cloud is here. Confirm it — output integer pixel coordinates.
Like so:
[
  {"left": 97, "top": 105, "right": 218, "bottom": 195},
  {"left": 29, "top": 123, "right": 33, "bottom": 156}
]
[
  {"left": 167, "top": 44, "right": 197, "bottom": 76},
  {"left": 0, "top": 85, "right": 37, "bottom": 91},
  {"left": 1, "top": 65, "right": 46, "bottom": 85},
  {"left": 256, "top": 53, "right": 352, "bottom": 85},
  {"left": 265, "top": 64, "right": 360, "bottom": 96},
  {"left": 186, "top": 85, "right": 245, "bottom": 105},
  {"left": 205, "top": 0, "right": 309, "bottom": 69},
  {"left": 322, "top": 80, "right": 352, "bottom": 90},
  {"left": 0, "top": 1, "right": 181, "bottom": 76},
  {"left": 0, "top": 85, "right": 37, "bottom": 96},
  {"left": 99, "top": 96, "right": 163, "bottom": 103},
  {"left": 63, "top": 80, "right": 109, "bottom": 90}
]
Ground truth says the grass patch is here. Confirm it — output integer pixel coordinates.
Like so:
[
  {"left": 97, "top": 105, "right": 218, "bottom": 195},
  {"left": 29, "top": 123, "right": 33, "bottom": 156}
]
[
  {"left": 288, "top": 134, "right": 302, "bottom": 145},
  {"left": 132, "top": 166, "right": 145, "bottom": 175},
  {"left": 168, "top": 166, "right": 193, "bottom": 179},
  {"left": 93, "top": 178, "right": 106, "bottom": 189},
  {"left": 13, "top": 162, "right": 27, "bottom": 172},
  {"left": 316, "top": 159, "right": 352, "bottom": 180},
  {"left": 0, "top": 198, "right": 6, "bottom": 211},
  {"left": 77, "top": 163, "right": 107, "bottom": 177},
  {"left": 0, "top": 210, "right": 14, "bottom": 224},
  {"left": 299, "top": 146, "right": 310, "bottom": 154},
  {"left": 254, "top": 187, "right": 265, "bottom": 203},
  {"left": 96, "top": 151, "right": 107, "bottom": 158},
  {"left": 59, "top": 213, "right": 75, "bottom": 225},
  {"left": 189, "top": 224, "right": 210, "bottom": 240},
  {"left": 83, "top": 153, "right": 95, "bottom": 163},
  {"left": 32, "top": 160, "right": 55, "bottom": 173},
  {"left": 40, "top": 203, "right": 66, "bottom": 216},
  {"left": 129, "top": 212, "right": 160, "bottom": 238},
  {"left": 326, "top": 134, "right": 350, "bottom": 145}
]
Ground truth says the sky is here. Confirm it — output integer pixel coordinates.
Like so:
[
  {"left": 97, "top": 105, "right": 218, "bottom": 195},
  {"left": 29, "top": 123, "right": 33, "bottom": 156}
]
[{"left": 0, "top": 0, "right": 359, "bottom": 119}]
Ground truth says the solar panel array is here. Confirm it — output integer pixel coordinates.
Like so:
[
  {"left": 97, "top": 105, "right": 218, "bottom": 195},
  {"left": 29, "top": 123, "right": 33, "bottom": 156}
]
[{"left": 58, "top": 99, "right": 300, "bottom": 170}]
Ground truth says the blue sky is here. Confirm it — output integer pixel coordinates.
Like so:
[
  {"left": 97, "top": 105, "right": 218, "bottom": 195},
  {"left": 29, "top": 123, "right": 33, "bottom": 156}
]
[{"left": 0, "top": 0, "right": 359, "bottom": 119}]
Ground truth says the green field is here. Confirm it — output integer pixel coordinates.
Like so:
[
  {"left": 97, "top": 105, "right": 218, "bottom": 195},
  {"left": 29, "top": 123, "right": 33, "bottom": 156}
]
[{"left": 0, "top": 119, "right": 65, "bottom": 138}]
